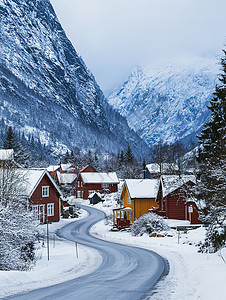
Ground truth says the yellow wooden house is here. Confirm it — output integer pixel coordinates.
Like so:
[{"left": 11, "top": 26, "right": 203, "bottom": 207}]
[{"left": 113, "top": 179, "right": 160, "bottom": 228}]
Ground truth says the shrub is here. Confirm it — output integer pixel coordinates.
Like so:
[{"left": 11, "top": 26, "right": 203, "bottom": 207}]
[{"left": 131, "top": 212, "right": 170, "bottom": 236}]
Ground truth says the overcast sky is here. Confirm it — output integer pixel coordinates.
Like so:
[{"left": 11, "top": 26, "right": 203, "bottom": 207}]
[{"left": 50, "top": 0, "right": 226, "bottom": 93}]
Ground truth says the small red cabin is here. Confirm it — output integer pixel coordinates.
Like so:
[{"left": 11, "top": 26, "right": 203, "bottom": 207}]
[
  {"left": 76, "top": 172, "right": 119, "bottom": 199},
  {"left": 156, "top": 175, "right": 201, "bottom": 224},
  {"left": 20, "top": 169, "right": 62, "bottom": 223}
]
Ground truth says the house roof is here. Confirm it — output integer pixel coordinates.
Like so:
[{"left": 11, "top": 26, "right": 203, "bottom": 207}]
[
  {"left": 14, "top": 169, "right": 62, "bottom": 198},
  {"left": 146, "top": 163, "right": 179, "bottom": 174},
  {"left": 125, "top": 179, "right": 159, "bottom": 199},
  {"left": 79, "top": 165, "right": 96, "bottom": 173},
  {"left": 0, "top": 149, "right": 14, "bottom": 160},
  {"left": 161, "top": 175, "right": 196, "bottom": 198},
  {"left": 113, "top": 207, "right": 133, "bottom": 211},
  {"left": 60, "top": 163, "right": 76, "bottom": 172},
  {"left": 88, "top": 191, "right": 102, "bottom": 199},
  {"left": 80, "top": 172, "right": 119, "bottom": 184},
  {"left": 56, "top": 171, "right": 77, "bottom": 185},
  {"left": 47, "top": 165, "right": 60, "bottom": 172}
]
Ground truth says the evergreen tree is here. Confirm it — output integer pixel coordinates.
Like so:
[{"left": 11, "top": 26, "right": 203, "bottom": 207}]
[
  {"left": 196, "top": 49, "right": 226, "bottom": 251},
  {"left": 3, "top": 126, "right": 19, "bottom": 150},
  {"left": 118, "top": 150, "right": 125, "bottom": 166},
  {"left": 125, "top": 144, "right": 134, "bottom": 163},
  {"left": 3, "top": 127, "right": 32, "bottom": 167}
]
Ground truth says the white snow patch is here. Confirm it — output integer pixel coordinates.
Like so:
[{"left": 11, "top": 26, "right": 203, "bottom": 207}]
[{"left": 0, "top": 209, "right": 102, "bottom": 298}]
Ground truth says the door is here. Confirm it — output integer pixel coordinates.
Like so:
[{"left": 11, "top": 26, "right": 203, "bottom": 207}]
[{"left": 39, "top": 205, "right": 45, "bottom": 223}]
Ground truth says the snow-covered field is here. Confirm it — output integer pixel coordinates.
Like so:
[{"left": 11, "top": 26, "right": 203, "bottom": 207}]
[
  {"left": 0, "top": 209, "right": 102, "bottom": 299},
  {"left": 92, "top": 199, "right": 226, "bottom": 300},
  {"left": 1, "top": 197, "right": 226, "bottom": 300}
]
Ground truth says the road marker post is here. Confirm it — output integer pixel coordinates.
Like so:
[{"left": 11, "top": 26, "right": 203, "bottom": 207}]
[{"left": 75, "top": 242, "right": 78, "bottom": 259}]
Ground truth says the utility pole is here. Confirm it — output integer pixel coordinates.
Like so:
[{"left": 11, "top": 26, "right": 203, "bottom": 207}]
[{"left": 47, "top": 214, "right": 50, "bottom": 261}]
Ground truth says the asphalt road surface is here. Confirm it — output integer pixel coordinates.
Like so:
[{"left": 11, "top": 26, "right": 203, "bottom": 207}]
[{"left": 5, "top": 205, "right": 167, "bottom": 300}]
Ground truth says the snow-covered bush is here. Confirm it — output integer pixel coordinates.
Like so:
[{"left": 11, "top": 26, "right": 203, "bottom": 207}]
[
  {"left": 199, "top": 219, "right": 226, "bottom": 253},
  {"left": 0, "top": 168, "right": 38, "bottom": 270},
  {"left": 131, "top": 212, "right": 170, "bottom": 236}
]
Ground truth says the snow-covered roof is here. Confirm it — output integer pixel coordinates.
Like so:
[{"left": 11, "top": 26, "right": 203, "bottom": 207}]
[
  {"left": 88, "top": 192, "right": 102, "bottom": 199},
  {"left": 125, "top": 179, "right": 160, "bottom": 199},
  {"left": 113, "top": 207, "right": 133, "bottom": 211},
  {"left": 6, "top": 169, "right": 63, "bottom": 198},
  {"left": 0, "top": 149, "right": 14, "bottom": 161},
  {"left": 80, "top": 172, "right": 119, "bottom": 184},
  {"left": 47, "top": 165, "right": 60, "bottom": 172},
  {"left": 56, "top": 171, "right": 77, "bottom": 185},
  {"left": 161, "top": 175, "right": 196, "bottom": 198},
  {"left": 146, "top": 163, "right": 179, "bottom": 174},
  {"left": 60, "top": 163, "right": 76, "bottom": 172}
]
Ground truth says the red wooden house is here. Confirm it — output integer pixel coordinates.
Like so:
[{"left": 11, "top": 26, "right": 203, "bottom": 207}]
[
  {"left": 156, "top": 175, "right": 201, "bottom": 224},
  {"left": 76, "top": 172, "right": 119, "bottom": 199},
  {"left": 20, "top": 169, "right": 62, "bottom": 223}
]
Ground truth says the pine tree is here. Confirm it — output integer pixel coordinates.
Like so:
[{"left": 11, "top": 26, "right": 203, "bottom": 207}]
[
  {"left": 196, "top": 49, "right": 226, "bottom": 251},
  {"left": 3, "top": 126, "right": 19, "bottom": 150},
  {"left": 3, "top": 127, "right": 32, "bottom": 167},
  {"left": 125, "top": 144, "right": 134, "bottom": 163}
]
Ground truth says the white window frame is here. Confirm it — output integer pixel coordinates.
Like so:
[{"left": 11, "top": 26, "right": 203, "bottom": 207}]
[
  {"left": 32, "top": 205, "right": 45, "bottom": 221},
  {"left": 42, "top": 186, "right": 49, "bottom": 197},
  {"left": 47, "top": 203, "right": 54, "bottom": 217},
  {"left": 102, "top": 183, "right": 109, "bottom": 188},
  {"left": 32, "top": 205, "right": 39, "bottom": 220},
  {"left": 77, "top": 190, "right": 81, "bottom": 198},
  {"left": 77, "top": 181, "right": 80, "bottom": 187},
  {"left": 128, "top": 196, "right": 131, "bottom": 204}
]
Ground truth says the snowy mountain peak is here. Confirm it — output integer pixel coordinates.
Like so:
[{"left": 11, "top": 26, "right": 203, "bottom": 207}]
[
  {"left": 0, "top": 0, "right": 149, "bottom": 159},
  {"left": 108, "top": 56, "right": 219, "bottom": 146}
]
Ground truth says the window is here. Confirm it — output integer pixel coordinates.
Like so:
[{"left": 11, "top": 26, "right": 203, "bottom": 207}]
[
  {"left": 129, "top": 212, "right": 132, "bottom": 219},
  {"left": 42, "top": 186, "right": 49, "bottom": 197},
  {"left": 128, "top": 197, "right": 131, "bottom": 204},
  {"left": 32, "top": 205, "right": 45, "bottom": 221},
  {"left": 81, "top": 182, "right": 83, "bottom": 187},
  {"left": 77, "top": 190, "right": 81, "bottom": 198},
  {"left": 32, "top": 205, "right": 39, "bottom": 220},
  {"left": 102, "top": 183, "right": 109, "bottom": 188},
  {"left": 47, "top": 203, "right": 54, "bottom": 217},
  {"left": 77, "top": 181, "right": 80, "bottom": 187}
]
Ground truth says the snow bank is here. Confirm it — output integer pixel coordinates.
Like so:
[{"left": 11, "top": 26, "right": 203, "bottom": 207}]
[
  {"left": 90, "top": 219, "right": 226, "bottom": 300},
  {"left": 0, "top": 209, "right": 102, "bottom": 298}
]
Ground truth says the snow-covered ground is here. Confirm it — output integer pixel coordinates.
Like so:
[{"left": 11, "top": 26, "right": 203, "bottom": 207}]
[
  {"left": 92, "top": 199, "right": 226, "bottom": 300},
  {"left": 1, "top": 196, "right": 226, "bottom": 300},
  {"left": 0, "top": 209, "right": 102, "bottom": 299}
]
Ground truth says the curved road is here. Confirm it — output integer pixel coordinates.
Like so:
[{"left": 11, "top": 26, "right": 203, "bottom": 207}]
[{"left": 6, "top": 205, "right": 167, "bottom": 300}]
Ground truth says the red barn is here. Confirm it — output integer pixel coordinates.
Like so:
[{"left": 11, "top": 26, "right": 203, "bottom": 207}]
[
  {"left": 76, "top": 172, "right": 119, "bottom": 199},
  {"left": 156, "top": 175, "right": 201, "bottom": 224},
  {"left": 21, "top": 169, "right": 62, "bottom": 223}
]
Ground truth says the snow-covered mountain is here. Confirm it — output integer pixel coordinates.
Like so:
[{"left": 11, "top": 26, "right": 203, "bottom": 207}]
[
  {"left": 0, "top": 0, "right": 149, "bottom": 159},
  {"left": 108, "top": 57, "right": 219, "bottom": 146}
]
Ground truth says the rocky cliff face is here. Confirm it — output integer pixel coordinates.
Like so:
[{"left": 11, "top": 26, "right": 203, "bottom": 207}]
[
  {"left": 108, "top": 57, "right": 219, "bottom": 146},
  {"left": 0, "top": 0, "right": 149, "bottom": 159}
]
